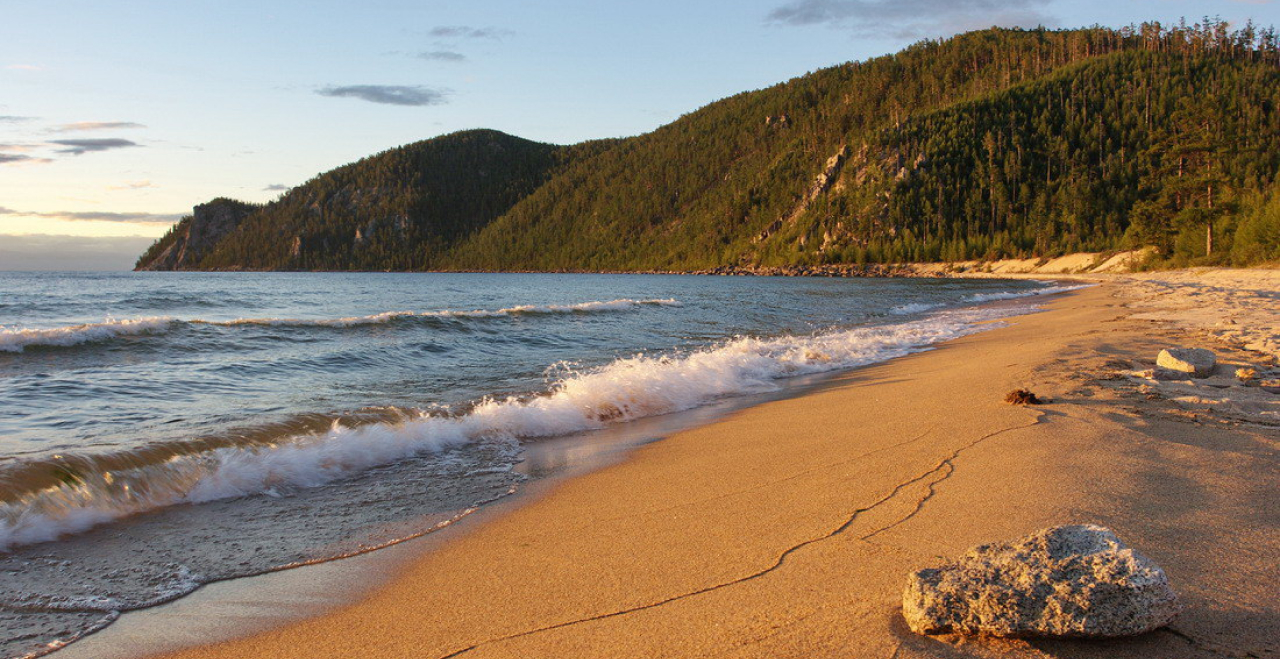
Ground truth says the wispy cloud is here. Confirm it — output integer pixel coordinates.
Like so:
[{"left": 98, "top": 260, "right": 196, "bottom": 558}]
[
  {"left": 0, "top": 153, "right": 53, "bottom": 165},
  {"left": 766, "top": 0, "right": 1054, "bottom": 39},
  {"left": 316, "top": 85, "right": 449, "bottom": 107},
  {"left": 428, "top": 25, "right": 513, "bottom": 40},
  {"left": 5, "top": 64, "right": 42, "bottom": 71},
  {"left": 108, "top": 180, "right": 155, "bottom": 190},
  {"left": 417, "top": 50, "right": 467, "bottom": 62},
  {"left": 0, "top": 143, "right": 40, "bottom": 152},
  {"left": 263, "top": 184, "right": 290, "bottom": 191},
  {"left": 48, "top": 138, "right": 141, "bottom": 155},
  {"left": 50, "top": 121, "right": 146, "bottom": 133},
  {"left": 0, "top": 206, "right": 181, "bottom": 224},
  {"left": 0, "top": 116, "right": 36, "bottom": 123}
]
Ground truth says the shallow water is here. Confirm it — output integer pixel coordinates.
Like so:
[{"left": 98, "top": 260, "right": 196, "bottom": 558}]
[{"left": 0, "top": 272, "right": 1075, "bottom": 657}]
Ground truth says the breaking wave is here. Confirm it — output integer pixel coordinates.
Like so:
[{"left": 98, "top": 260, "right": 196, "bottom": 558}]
[
  {"left": 0, "top": 317, "right": 175, "bottom": 353},
  {"left": 2, "top": 301, "right": 1027, "bottom": 552},
  {"left": 0, "top": 299, "right": 682, "bottom": 352}
]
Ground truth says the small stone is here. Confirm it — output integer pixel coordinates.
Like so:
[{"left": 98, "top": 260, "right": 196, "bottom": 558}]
[
  {"left": 902, "top": 524, "right": 1180, "bottom": 638},
  {"left": 1156, "top": 348, "right": 1217, "bottom": 378},
  {"left": 1236, "top": 367, "right": 1257, "bottom": 383},
  {"left": 1004, "top": 389, "right": 1042, "bottom": 405}
]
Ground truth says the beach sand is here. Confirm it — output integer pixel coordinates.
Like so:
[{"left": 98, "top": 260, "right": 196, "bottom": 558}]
[{"left": 73, "top": 275, "right": 1280, "bottom": 659}]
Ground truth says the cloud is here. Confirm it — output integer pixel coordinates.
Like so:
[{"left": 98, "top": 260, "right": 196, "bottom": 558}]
[
  {"left": 428, "top": 26, "right": 513, "bottom": 40},
  {"left": 417, "top": 50, "right": 467, "bottom": 62},
  {"left": 108, "top": 180, "right": 155, "bottom": 190},
  {"left": 5, "top": 64, "right": 42, "bottom": 71},
  {"left": 0, "top": 153, "right": 49, "bottom": 165},
  {"left": 50, "top": 121, "right": 146, "bottom": 132},
  {"left": 0, "top": 153, "right": 52, "bottom": 166},
  {"left": 0, "top": 115, "right": 35, "bottom": 123},
  {"left": 263, "top": 184, "right": 290, "bottom": 191},
  {"left": 316, "top": 85, "right": 449, "bottom": 106},
  {"left": 0, "top": 207, "right": 181, "bottom": 223},
  {"left": 0, "top": 143, "right": 39, "bottom": 152},
  {"left": 766, "top": 0, "right": 1054, "bottom": 39},
  {"left": 48, "top": 138, "right": 141, "bottom": 155}
]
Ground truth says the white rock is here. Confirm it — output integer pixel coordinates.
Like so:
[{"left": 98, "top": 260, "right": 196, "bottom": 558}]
[
  {"left": 903, "top": 525, "right": 1180, "bottom": 638},
  {"left": 1157, "top": 348, "right": 1216, "bottom": 378}
]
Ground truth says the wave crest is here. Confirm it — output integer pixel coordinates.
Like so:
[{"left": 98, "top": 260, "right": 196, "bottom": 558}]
[
  {"left": 0, "top": 317, "right": 175, "bottom": 353},
  {"left": 209, "top": 298, "right": 682, "bottom": 328},
  {"left": 0, "top": 299, "right": 682, "bottom": 351},
  {"left": 2, "top": 302, "right": 1018, "bottom": 551}
]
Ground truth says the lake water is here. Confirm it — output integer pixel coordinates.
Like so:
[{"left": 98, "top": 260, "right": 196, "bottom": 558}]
[{"left": 0, "top": 271, "right": 1079, "bottom": 657}]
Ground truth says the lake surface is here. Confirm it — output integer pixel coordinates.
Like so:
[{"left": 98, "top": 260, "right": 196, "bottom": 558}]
[{"left": 0, "top": 271, "right": 1077, "bottom": 657}]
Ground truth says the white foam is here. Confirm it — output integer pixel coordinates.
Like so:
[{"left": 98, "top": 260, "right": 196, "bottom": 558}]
[
  {"left": 964, "top": 283, "right": 1093, "bottom": 303},
  {"left": 0, "top": 300, "right": 1036, "bottom": 552},
  {"left": 0, "top": 317, "right": 175, "bottom": 353},
  {"left": 0, "top": 299, "right": 683, "bottom": 349},
  {"left": 892, "top": 283, "right": 1090, "bottom": 315},
  {"left": 890, "top": 302, "right": 945, "bottom": 315}
]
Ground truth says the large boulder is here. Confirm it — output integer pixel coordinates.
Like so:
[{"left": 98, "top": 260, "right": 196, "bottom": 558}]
[
  {"left": 1156, "top": 348, "right": 1217, "bottom": 378},
  {"left": 902, "top": 525, "right": 1180, "bottom": 638}
]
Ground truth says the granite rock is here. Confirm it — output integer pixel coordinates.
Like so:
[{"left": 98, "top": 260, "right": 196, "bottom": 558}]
[{"left": 903, "top": 525, "right": 1180, "bottom": 638}]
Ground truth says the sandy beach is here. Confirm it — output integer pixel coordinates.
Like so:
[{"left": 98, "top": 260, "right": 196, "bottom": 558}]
[{"left": 66, "top": 272, "right": 1279, "bottom": 659}]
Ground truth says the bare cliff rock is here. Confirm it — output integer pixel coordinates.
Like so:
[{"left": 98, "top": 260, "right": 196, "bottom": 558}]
[{"left": 135, "top": 198, "right": 258, "bottom": 271}]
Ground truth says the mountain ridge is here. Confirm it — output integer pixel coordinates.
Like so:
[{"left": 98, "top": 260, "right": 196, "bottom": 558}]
[{"left": 137, "top": 22, "right": 1280, "bottom": 272}]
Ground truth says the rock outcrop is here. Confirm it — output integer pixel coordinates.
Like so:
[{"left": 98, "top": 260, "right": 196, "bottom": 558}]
[
  {"left": 135, "top": 198, "right": 258, "bottom": 271},
  {"left": 1157, "top": 348, "right": 1217, "bottom": 378},
  {"left": 752, "top": 145, "right": 852, "bottom": 245},
  {"left": 902, "top": 525, "right": 1180, "bottom": 638}
]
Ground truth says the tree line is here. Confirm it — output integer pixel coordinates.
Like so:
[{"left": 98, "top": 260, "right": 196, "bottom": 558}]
[{"left": 138, "top": 21, "right": 1280, "bottom": 272}]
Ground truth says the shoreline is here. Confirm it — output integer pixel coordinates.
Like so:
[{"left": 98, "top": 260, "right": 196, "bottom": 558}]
[
  {"left": 52, "top": 335, "right": 941, "bottom": 659},
  {"left": 129, "top": 247, "right": 1155, "bottom": 277},
  {"left": 58, "top": 274, "right": 1280, "bottom": 658}
]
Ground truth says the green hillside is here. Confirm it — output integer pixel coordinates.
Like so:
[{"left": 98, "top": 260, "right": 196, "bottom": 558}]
[
  {"left": 144, "top": 130, "right": 615, "bottom": 271},
  {"left": 137, "top": 21, "right": 1280, "bottom": 272}
]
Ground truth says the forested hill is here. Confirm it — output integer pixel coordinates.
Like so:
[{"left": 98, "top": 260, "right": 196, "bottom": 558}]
[
  {"left": 139, "top": 130, "right": 615, "bottom": 271},
  {"left": 137, "top": 22, "right": 1280, "bottom": 272}
]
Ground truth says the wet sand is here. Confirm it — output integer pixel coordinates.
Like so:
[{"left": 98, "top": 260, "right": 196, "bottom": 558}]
[{"left": 71, "top": 277, "right": 1280, "bottom": 658}]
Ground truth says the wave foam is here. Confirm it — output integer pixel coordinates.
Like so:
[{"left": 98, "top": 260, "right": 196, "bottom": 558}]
[
  {"left": 0, "top": 299, "right": 683, "bottom": 351},
  {"left": 964, "top": 283, "right": 1092, "bottom": 303},
  {"left": 0, "top": 301, "right": 1029, "bottom": 551},
  {"left": 0, "top": 318, "right": 175, "bottom": 353},
  {"left": 890, "top": 283, "right": 1090, "bottom": 315},
  {"left": 890, "top": 302, "right": 945, "bottom": 315}
]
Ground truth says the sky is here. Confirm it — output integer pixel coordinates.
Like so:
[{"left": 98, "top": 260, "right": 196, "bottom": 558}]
[{"left": 2, "top": 0, "right": 1276, "bottom": 271}]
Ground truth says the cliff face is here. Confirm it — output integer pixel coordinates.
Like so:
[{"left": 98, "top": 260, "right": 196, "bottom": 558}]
[{"left": 136, "top": 199, "right": 257, "bottom": 271}]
